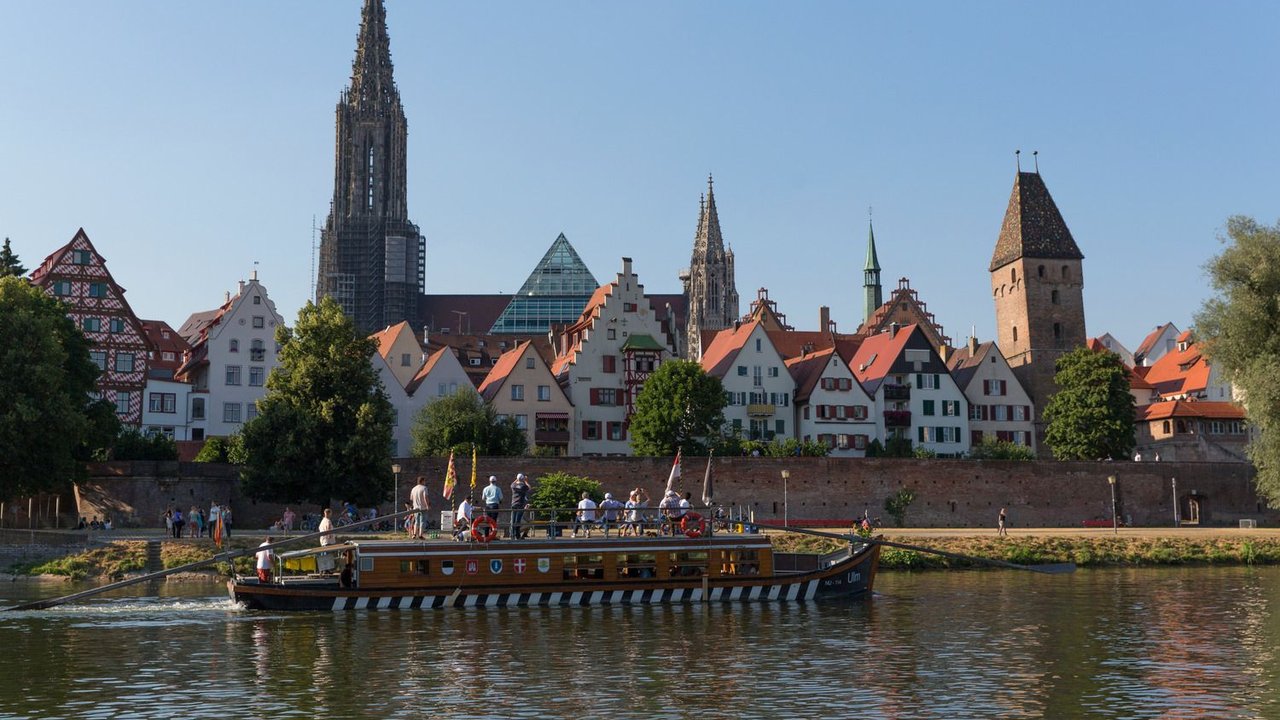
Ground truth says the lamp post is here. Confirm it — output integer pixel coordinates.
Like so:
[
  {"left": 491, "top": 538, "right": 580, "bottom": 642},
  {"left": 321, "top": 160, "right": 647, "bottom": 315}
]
[
  {"left": 781, "top": 469, "right": 790, "bottom": 528},
  {"left": 391, "top": 463, "right": 401, "bottom": 519},
  {"left": 1172, "top": 476, "right": 1179, "bottom": 527},
  {"left": 1108, "top": 475, "right": 1118, "bottom": 535}
]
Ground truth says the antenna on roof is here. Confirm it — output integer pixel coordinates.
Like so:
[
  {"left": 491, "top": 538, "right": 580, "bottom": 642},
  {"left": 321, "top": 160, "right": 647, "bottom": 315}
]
[
  {"left": 1033, "top": 150, "right": 1039, "bottom": 173},
  {"left": 1015, "top": 149, "right": 1021, "bottom": 172}
]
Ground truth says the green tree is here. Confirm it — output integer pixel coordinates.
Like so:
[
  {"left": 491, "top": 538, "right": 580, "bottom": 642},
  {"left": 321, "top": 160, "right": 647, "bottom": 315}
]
[
  {"left": 1043, "top": 346, "right": 1136, "bottom": 460},
  {"left": 528, "top": 471, "right": 602, "bottom": 523},
  {"left": 883, "top": 488, "right": 916, "bottom": 527},
  {"left": 0, "top": 238, "right": 26, "bottom": 278},
  {"left": 0, "top": 277, "right": 117, "bottom": 498},
  {"left": 409, "top": 389, "right": 527, "bottom": 457},
  {"left": 193, "top": 434, "right": 246, "bottom": 463},
  {"left": 109, "top": 428, "right": 178, "bottom": 461},
  {"left": 967, "top": 438, "right": 1036, "bottom": 460},
  {"left": 239, "top": 298, "right": 395, "bottom": 508},
  {"left": 629, "top": 359, "right": 727, "bottom": 456},
  {"left": 1197, "top": 216, "right": 1280, "bottom": 503}
]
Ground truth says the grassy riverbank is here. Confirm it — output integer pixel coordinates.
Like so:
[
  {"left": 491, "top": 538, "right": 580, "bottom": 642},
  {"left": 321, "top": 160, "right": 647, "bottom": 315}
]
[
  {"left": 10, "top": 533, "right": 1280, "bottom": 580},
  {"left": 772, "top": 533, "right": 1280, "bottom": 569}
]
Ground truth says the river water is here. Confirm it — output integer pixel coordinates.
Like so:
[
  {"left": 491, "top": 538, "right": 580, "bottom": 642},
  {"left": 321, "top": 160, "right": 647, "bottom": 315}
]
[{"left": 1, "top": 566, "right": 1277, "bottom": 719}]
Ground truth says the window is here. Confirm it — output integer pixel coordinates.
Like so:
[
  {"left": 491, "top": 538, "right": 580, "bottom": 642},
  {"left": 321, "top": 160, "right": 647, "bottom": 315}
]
[
  {"left": 514, "top": 415, "right": 528, "bottom": 430},
  {"left": 223, "top": 402, "right": 242, "bottom": 423},
  {"left": 115, "top": 353, "right": 135, "bottom": 372},
  {"left": 602, "top": 355, "right": 616, "bottom": 373},
  {"left": 623, "top": 302, "right": 637, "bottom": 312},
  {"left": 993, "top": 405, "right": 1008, "bottom": 421},
  {"left": 88, "top": 282, "right": 107, "bottom": 298},
  {"left": 191, "top": 397, "right": 205, "bottom": 420},
  {"left": 89, "top": 351, "right": 107, "bottom": 370},
  {"left": 768, "top": 367, "right": 779, "bottom": 378},
  {"left": 250, "top": 339, "right": 265, "bottom": 362},
  {"left": 917, "top": 373, "right": 940, "bottom": 390},
  {"left": 148, "top": 393, "right": 176, "bottom": 414},
  {"left": 401, "top": 353, "right": 411, "bottom": 367},
  {"left": 1037, "top": 264, "right": 1045, "bottom": 278},
  {"left": 984, "top": 379, "right": 1007, "bottom": 396},
  {"left": 775, "top": 419, "right": 785, "bottom": 435},
  {"left": 110, "top": 317, "right": 124, "bottom": 334},
  {"left": 737, "top": 366, "right": 747, "bottom": 376},
  {"left": 53, "top": 280, "right": 72, "bottom": 296},
  {"left": 1011, "top": 268, "right": 1017, "bottom": 283},
  {"left": 72, "top": 249, "right": 92, "bottom": 265},
  {"left": 229, "top": 339, "right": 239, "bottom": 353},
  {"left": 753, "top": 366, "right": 762, "bottom": 387},
  {"left": 942, "top": 400, "right": 960, "bottom": 417},
  {"left": 853, "top": 405, "right": 868, "bottom": 420},
  {"left": 115, "top": 391, "right": 133, "bottom": 415},
  {"left": 1162, "top": 420, "right": 1171, "bottom": 434},
  {"left": 225, "top": 365, "right": 242, "bottom": 385},
  {"left": 607, "top": 422, "right": 624, "bottom": 441},
  {"left": 922, "top": 400, "right": 935, "bottom": 416},
  {"left": 162, "top": 351, "right": 175, "bottom": 362},
  {"left": 469, "top": 358, "right": 482, "bottom": 367},
  {"left": 755, "top": 339, "right": 762, "bottom": 352},
  {"left": 526, "top": 357, "right": 536, "bottom": 369},
  {"left": 511, "top": 384, "right": 525, "bottom": 401},
  {"left": 1062, "top": 265, "right": 1070, "bottom": 279},
  {"left": 253, "top": 295, "right": 261, "bottom": 305},
  {"left": 249, "top": 367, "right": 265, "bottom": 387},
  {"left": 1051, "top": 289, "right": 1060, "bottom": 305},
  {"left": 607, "top": 329, "right": 616, "bottom": 340},
  {"left": 1012, "top": 326, "right": 1018, "bottom": 343},
  {"left": 82, "top": 317, "right": 101, "bottom": 332},
  {"left": 537, "top": 385, "right": 551, "bottom": 401},
  {"left": 591, "top": 388, "right": 619, "bottom": 406},
  {"left": 853, "top": 434, "right": 868, "bottom": 451},
  {"left": 970, "top": 404, "right": 983, "bottom": 420},
  {"left": 253, "top": 316, "right": 265, "bottom": 329},
  {"left": 1013, "top": 405, "right": 1028, "bottom": 421},
  {"left": 247, "top": 403, "right": 259, "bottom": 421},
  {"left": 582, "top": 421, "right": 602, "bottom": 440}
]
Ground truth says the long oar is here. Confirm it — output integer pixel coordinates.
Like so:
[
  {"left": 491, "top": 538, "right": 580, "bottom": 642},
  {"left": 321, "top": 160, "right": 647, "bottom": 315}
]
[
  {"left": 761, "top": 523, "right": 1076, "bottom": 575},
  {"left": 4, "top": 508, "right": 422, "bottom": 612}
]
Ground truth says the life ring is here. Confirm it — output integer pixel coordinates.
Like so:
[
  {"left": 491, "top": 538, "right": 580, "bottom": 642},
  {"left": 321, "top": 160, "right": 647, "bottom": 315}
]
[
  {"left": 682, "top": 512, "right": 707, "bottom": 538},
  {"left": 471, "top": 516, "right": 498, "bottom": 544}
]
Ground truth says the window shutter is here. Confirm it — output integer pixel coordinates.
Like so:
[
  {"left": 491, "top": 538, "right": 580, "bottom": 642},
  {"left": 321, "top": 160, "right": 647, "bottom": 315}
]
[
  {"left": 1024, "top": 405, "right": 1031, "bottom": 418},
  {"left": 1000, "top": 380, "right": 1008, "bottom": 395},
  {"left": 915, "top": 373, "right": 922, "bottom": 388},
  {"left": 955, "top": 426, "right": 961, "bottom": 442},
  {"left": 933, "top": 373, "right": 940, "bottom": 388},
  {"left": 590, "top": 388, "right": 600, "bottom": 405},
  {"left": 917, "top": 425, "right": 925, "bottom": 442}
]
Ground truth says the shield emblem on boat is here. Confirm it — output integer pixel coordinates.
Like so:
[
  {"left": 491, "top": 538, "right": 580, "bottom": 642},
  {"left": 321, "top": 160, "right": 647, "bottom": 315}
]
[
  {"left": 466, "top": 559, "right": 479, "bottom": 575},
  {"left": 514, "top": 558, "right": 527, "bottom": 574},
  {"left": 490, "top": 559, "right": 503, "bottom": 574},
  {"left": 537, "top": 557, "right": 550, "bottom": 573},
  {"left": 441, "top": 560, "right": 455, "bottom": 576}
]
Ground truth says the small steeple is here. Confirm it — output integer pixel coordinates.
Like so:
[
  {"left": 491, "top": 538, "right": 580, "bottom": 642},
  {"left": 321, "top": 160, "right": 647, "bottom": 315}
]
[{"left": 863, "top": 212, "right": 883, "bottom": 325}]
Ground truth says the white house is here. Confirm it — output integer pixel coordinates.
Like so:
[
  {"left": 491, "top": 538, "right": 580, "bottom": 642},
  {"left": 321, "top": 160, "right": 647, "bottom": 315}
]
[
  {"left": 1133, "top": 322, "right": 1180, "bottom": 367},
  {"left": 787, "top": 347, "right": 878, "bottom": 456},
  {"left": 701, "top": 320, "right": 795, "bottom": 442},
  {"left": 947, "top": 338, "right": 1035, "bottom": 450},
  {"left": 371, "top": 322, "right": 477, "bottom": 456},
  {"left": 141, "top": 377, "right": 194, "bottom": 441},
  {"left": 175, "top": 271, "right": 286, "bottom": 440}
]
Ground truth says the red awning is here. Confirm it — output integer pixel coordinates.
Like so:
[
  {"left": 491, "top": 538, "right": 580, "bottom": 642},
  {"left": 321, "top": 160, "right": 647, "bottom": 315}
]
[{"left": 536, "top": 412, "right": 570, "bottom": 420}]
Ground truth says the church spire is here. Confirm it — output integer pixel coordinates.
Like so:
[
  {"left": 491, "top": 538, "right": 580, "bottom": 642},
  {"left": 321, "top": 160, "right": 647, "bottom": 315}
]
[
  {"left": 863, "top": 216, "right": 882, "bottom": 324},
  {"left": 683, "top": 174, "right": 739, "bottom": 360},
  {"left": 348, "top": 0, "right": 398, "bottom": 111}
]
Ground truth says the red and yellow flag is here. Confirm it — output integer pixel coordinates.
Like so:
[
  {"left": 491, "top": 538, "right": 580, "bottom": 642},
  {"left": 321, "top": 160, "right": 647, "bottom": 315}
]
[
  {"left": 469, "top": 444, "right": 477, "bottom": 492},
  {"left": 443, "top": 450, "right": 457, "bottom": 500}
]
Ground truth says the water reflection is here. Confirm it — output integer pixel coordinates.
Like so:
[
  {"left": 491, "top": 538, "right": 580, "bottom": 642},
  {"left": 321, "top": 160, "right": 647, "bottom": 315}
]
[{"left": 2, "top": 568, "right": 1278, "bottom": 718}]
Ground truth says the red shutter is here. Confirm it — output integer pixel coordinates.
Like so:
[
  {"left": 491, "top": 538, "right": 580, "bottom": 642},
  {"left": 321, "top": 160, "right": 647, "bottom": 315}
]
[
  {"left": 1024, "top": 405, "right": 1031, "bottom": 418},
  {"left": 590, "top": 388, "right": 600, "bottom": 405},
  {"left": 1000, "top": 380, "right": 1008, "bottom": 395}
]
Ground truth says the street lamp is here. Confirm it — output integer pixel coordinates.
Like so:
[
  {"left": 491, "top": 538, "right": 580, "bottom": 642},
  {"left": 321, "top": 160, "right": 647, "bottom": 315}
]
[
  {"left": 391, "top": 463, "right": 401, "bottom": 518},
  {"left": 1108, "top": 475, "right": 1118, "bottom": 535},
  {"left": 781, "top": 469, "right": 790, "bottom": 528},
  {"left": 1172, "top": 476, "right": 1179, "bottom": 527}
]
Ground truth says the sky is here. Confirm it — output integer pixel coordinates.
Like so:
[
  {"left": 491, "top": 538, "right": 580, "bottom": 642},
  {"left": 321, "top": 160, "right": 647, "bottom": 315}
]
[{"left": 3, "top": 1, "right": 1278, "bottom": 351}]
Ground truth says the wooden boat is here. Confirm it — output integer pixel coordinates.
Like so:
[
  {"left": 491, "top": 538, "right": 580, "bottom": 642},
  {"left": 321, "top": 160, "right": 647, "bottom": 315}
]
[{"left": 228, "top": 528, "right": 880, "bottom": 611}]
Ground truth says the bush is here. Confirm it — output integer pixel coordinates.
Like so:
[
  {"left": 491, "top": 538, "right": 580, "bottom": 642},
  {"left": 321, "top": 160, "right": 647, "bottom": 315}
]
[
  {"left": 193, "top": 434, "right": 245, "bottom": 463},
  {"left": 109, "top": 428, "right": 178, "bottom": 461},
  {"left": 884, "top": 488, "right": 916, "bottom": 527},
  {"left": 529, "top": 471, "right": 602, "bottom": 522},
  {"left": 967, "top": 438, "right": 1036, "bottom": 461}
]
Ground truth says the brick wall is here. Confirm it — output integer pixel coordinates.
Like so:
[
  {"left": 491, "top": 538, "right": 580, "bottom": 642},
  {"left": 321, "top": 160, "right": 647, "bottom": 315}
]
[{"left": 78, "top": 458, "right": 1275, "bottom": 530}]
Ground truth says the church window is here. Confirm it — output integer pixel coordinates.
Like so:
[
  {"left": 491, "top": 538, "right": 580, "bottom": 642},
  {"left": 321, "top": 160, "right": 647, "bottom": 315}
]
[{"left": 1051, "top": 289, "right": 1060, "bottom": 305}]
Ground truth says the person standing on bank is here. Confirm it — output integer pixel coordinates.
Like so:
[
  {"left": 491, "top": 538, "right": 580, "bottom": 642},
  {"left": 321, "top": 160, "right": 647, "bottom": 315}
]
[
  {"left": 998, "top": 507, "right": 1008, "bottom": 537},
  {"left": 510, "top": 473, "right": 531, "bottom": 540},
  {"left": 482, "top": 476, "right": 503, "bottom": 523},
  {"left": 409, "top": 475, "right": 431, "bottom": 540}
]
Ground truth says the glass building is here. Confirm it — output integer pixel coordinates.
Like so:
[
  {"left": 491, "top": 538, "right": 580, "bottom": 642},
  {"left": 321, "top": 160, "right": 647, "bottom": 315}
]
[{"left": 489, "top": 233, "right": 601, "bottom": 334}]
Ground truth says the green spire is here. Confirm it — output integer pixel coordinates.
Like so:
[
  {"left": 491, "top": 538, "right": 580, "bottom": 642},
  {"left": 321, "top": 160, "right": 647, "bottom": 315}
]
[
  {"left": 864, "top": 219, "right": 881, "bottom": 272},
  {"left": 863, "top": 218, "right": 882, "bottom": 325}
]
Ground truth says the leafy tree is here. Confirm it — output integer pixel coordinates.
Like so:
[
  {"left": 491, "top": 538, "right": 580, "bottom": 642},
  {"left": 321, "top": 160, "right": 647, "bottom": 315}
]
[
  {"left": 735, "top": 437, "right": 830, "bottom": 457},
  {"left": 872, "top": 436, "right": 915, "bottom": 458},
  {"left": 967, "top": 437, "right": 1036, "bottom": 460},
  {"left": 409, "top": 389, "right": 527, "bottom": 457},
  {"left": 1197, "top": 216, "right": 1280, "bottom": 503},
  {"left": 109, "top": 428, "right": 178, "bottom": 461},
  {"left": 0, "top": 277, "right": 117, "bottom": 498},
  {"left": 864, "top": 438, "right": 885, "bottom": 457},
  {"left": 629, "top": 359, "right": 727, "bottom": 456},
  {"left": 1043, "top": 347, "right": 1136, "bottom": 460},
  {"left": 883, "top": 488, "right": 916, "bottom": 527},
  {"left": 528, "top": 471, "right": 602, "bottom": 523},
  {"left": 193, "top": 434, "right": 246, "bottom": 463},
  {"left": 239, "top": 298, "right": 395, "bottom": 508},
  {"left": 0, "top": 238, "right": 26, "bottom": 278}
]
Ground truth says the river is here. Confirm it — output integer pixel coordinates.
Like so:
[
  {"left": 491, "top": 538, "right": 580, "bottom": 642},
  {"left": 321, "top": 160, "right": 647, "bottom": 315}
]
[{"left": 1, "top": 566, "right": 1277, "bottom": 719}]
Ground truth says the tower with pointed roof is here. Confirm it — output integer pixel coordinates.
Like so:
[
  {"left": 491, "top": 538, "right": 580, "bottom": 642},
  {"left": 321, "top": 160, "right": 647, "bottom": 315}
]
[
  {"left": 990, "top": 168, "right": 1086, "bottom": 447},
  {"left": 863, "top": 219, "right": 882, "bottom": 325},
  {"left": 681, "top": 175, "right": 739, "bottom": 361},
  {"left": 316, "top": 0, "right": 425, "bottom": 335}
]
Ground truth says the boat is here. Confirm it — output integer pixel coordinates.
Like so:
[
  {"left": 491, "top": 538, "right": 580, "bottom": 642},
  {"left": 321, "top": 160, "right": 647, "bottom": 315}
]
[{"left": 228, "top": 523, "right": 880, "bottom": 611}]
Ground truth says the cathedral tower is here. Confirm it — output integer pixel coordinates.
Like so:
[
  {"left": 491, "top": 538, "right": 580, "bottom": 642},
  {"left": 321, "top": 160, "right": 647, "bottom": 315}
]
[
  {"left": 316, "top": 0, "right": 425, "bottom": 334},
  {"left": 863, "top": 218, "right": 882, "bottom": 325},
  {"left": 990, "top": 168, "right": 1086, "bottom": 446},
  {"left": 681, "top": 175, "right": 739, "bottom": 360}
]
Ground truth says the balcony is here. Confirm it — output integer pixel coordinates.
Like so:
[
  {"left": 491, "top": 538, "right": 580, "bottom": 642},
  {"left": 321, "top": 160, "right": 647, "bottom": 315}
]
[
  {"left": 747, "top": 403, "right": 776, "bottom": 418},
  {"left": 535, "top": 429, "right": 570, "bottom": 444},
  {"left": 884, "top": 409, "right": 912, "bottom": 427},
  {"left": 883, "top": 384, "right": 911, "bottom": 401}
]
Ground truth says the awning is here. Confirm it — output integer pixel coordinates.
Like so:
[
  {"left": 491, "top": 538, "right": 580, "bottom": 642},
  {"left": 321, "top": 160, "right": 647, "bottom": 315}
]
[{"left": 536, "top": 412, "right": 570, "bottom": 420}]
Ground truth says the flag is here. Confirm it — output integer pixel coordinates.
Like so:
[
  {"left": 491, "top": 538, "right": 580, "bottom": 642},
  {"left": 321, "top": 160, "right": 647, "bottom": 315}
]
[
  {"left": 213, "top": 513, "right": 224, "bottom": 548},
  {"left": 701, "top": 449, "right": 714, "bottom": 507},
  {"left": 470, "top": 444, "right": 477, "bottom": 492},
  {"left": 665, "top": 448, "right": 682, "bottom": 494},
  {"left": 443, "top": 450, "right": 457, "bottom": 500}
]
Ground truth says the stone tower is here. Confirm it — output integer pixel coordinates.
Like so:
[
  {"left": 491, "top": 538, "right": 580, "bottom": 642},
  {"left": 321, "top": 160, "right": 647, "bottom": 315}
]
[
  {"left": 316, "top": 0, "right": 425, "bottom": 334},
  {"left": 681, "top": 175, "right": 739, "bottom": 360},
  {"left": 990, "top": 169, "right": 1086, "bottom": 446},
  {"left": 863, "top": 218, "right": 882, "bottom": 325}
]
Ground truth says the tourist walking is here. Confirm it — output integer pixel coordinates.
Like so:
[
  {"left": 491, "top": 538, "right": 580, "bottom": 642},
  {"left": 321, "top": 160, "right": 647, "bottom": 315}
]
[
  {"left": 208, "top": 502, "right": 220, "bottom": 540},
  {"left": 998, "top": 507, "right": 1008, "bottom": 537},
  {"left": 189, "top": 506, "right": 202, "bottom": 538},
  {"left": 510, "top": 473, "right": 531, "bottom": 539},
  {"left": 172, "top": 508, "right": 185, "bottom": 538}
]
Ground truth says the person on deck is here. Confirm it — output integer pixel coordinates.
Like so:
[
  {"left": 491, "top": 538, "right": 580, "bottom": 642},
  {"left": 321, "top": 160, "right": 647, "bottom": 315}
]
[
  {"left": 659, "top": 492, "right": 682, "bottom": 535},
  {"left": 510, "top": 473, "right": 531, "bottom": 540},
  {"left": 482, "top": 476, "right": 503, "bottom": 524},
  {"left": 598, "top": 493, "right": 624, "bottom": 537},
  {"left": 574, "top": 492, "right": 598, "bottom": 538},
  {"left": 255, "top": 537, "right": 275, "bottom": 583},
  {"left": 318, "top": 509, "right": 336, "bottom": 546},
  {"left": 455, "top": 496, "right": 475, "bottom": 541},
  {"left": 409, "top": 476, "right": 431, "bottom": 540}
]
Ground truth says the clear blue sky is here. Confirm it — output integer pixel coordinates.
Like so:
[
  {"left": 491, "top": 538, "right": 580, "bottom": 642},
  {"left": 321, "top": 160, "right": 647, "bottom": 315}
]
[{"left": 3, "top": 1, "right": 1277, "bottom": 350}]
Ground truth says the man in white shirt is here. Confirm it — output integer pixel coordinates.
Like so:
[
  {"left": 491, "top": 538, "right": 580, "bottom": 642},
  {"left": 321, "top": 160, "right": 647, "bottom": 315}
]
[
  {"left": 409, "top": 476, "right": 431, "bottom": 539},
  {"left": 255, "top": 537, "right": 275, "bottom": 583},
  {"left": 481, "top": 476, "right": 503, "bottom": 524},
  {"left": 574, "top": 492, "right": 598, "bottom": 538},
  {"left": 455, "top": 496, "right": 474, "bottom": 541}
]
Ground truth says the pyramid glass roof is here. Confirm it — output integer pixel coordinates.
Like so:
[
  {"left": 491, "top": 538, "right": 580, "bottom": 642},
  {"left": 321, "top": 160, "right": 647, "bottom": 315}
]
[{"left": 489, "top": 233, "right": 600, "bottom": 334}]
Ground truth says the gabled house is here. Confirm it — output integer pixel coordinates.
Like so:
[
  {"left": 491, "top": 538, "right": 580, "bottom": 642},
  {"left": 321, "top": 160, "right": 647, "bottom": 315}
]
[
  {"left": 175, "top": 271, "right": 285, "bottom": 440},
  {"left": 479, "top": 341, "right": 575, "bottom": 456},
  {"left": 947, "top": 338, "right": 1035, "bottom": 449},
  {"left": 1142, "top": 330, "right": 1235, "bottom": 402},
  {"left": 1091, "top": 333, "right": 1135, "bottom": 368},
  {"left": 856, "top": 277, "right": 952, "bottom": 351},
  {"left": 375, "top": 342, "right": 475, "bottom": 457},
  {"left": 787, "top": 347, "right": 877, "bottom": 455},
  {"left": 551, "top": 258, "right": 677, "bottom": 455},
  {"left": 702, "top": 320, "right": 795, "bottom": 442},
  {"left": 371, "top": 321, "right": 428, "bottom": 390},
  {"left": 1133, "top": 322, "right": 1180, "bottom": 367},
  {"left": 851, "top": 324, "right": 969, "bottom": 456},
  {"left": 29, "top": 229, "right": 151, "bottom": 426},
  {"left": 1135, "top": 400, "right": 1248, "bottom": 463}
]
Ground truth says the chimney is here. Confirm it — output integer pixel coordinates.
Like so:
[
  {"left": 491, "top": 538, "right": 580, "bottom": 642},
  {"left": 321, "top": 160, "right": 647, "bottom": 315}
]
[
  {"left": 224, "top": 290, "right": 231, "bottom": 303},
  {"left": 889, "top": 322, "right": 900, "bottom": 338},
  {"left": 622, "top": 257, "right": 633, "bottom": 277},
  {"left": 969, "top": 336, "right": 979, "bottom": 356},
  {"left": 238, "top": 279, "right": 246, "bottom": 295},
  {"left": 423, "top": 325, "right": 430, "bottom": 346},
  {"left": 250, "top": 269, "right": 258, "bottom": 282},
  {"left": 819, "top": 306, "right": 830, "bottom": 333},
  {"left": 938, "top": 345, "right": 950, "bottom": 363}
]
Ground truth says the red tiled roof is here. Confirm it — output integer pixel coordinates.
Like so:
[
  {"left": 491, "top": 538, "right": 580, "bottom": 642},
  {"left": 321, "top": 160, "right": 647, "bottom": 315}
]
[
  {"left": 1143, "top": 336, "right": 1209, "bottom": 398},
  {"left": 766, "top": 330, "right": 861, "bottom": 361},
  {"left": 370, "top": 320, "right": 415, "bottom": 360},
  {"left": 1134, "top": 322, "right": 1176, "bottom": 359},
  {"left": 1128, "top": 366, "right": 1156, "bottom": 391},
  {"left": 477, "top": 341, "right": 531, "bottom": 402},
  {"left": 946, "top": 340, "right": 997, "bottom": 391},
  {"left": 785, "top": 347, "right": 835, "bottom": 403},
  {"left": 1136, "top": 401, "right": 1246, "bottom": 421},
  {"left": 700, "top": 321, "right": 760, "bottom": 378},
  {"left": 850, "top": 324, "right": 920, "bottom": 393},
  {"left": 405, "top": 347, "right": 454, "bottom": 395}
]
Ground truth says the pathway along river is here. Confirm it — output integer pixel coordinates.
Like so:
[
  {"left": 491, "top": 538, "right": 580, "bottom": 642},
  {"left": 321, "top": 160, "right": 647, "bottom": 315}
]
[{"left": 2, "top": 566, "right": 1279, "bottom": 719}]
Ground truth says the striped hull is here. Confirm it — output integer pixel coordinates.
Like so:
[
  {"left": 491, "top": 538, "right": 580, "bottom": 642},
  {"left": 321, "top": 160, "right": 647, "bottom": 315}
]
[{"left": 229, "top": 543, "right": 879, "bottom": 612}]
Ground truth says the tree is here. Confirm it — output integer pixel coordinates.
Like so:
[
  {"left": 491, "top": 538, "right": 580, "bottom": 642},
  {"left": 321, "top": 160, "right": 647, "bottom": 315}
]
[
  {"left": 1043, "top": 346, "right": 1136, "bottom": 461},
  {"left": 193, "top": 434, "right": 246, "bottom": 463},
  {"left": 0, "top": 238, "right": 26, "bottom": 278},
  {"left": 1197, "top": 216, "right": 1280, "bottom": 503},
  {"left": 528, "top": 471, "right": 602, "bottom": 523},
  {"left": 967, "top": 438, "right": 1036, "bottom": 461},
  {"left": 0, "top": 277, "right": 117, "bottom": 498},
  {"left": 239, "top": 298, "right": 395, "bottom": 508},
  {"left": 109, "top": 428, "right": 178, "bottom": 461},
  {"left": 629, "top": 360, "right": 727, "bottom": 456},
  {"left": 409, "top": 389, "right": 527, "bottom": 457},
  {"left": 883, "top": 488, "right": 916, "bottom": 527}
]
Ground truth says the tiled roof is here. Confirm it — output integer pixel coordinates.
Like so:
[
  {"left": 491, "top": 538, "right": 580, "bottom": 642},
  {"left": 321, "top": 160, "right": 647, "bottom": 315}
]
[
  {"left": 405, "top": 347, "right": 454, "bottom": 395},
  {"left": 1143, "top": 336, "right": 1209, "bottom": 398},
  {"left": 1128, "top": 366, "right": 1156, "bottom": 391},
  {"left": 850, "top": 324, "right": 919, "bottom": 394},
  {"left": 1136, "top": 401, "right": 1246, "bottom": 421},
  {"left": 699, "top": 321, "right": 759, "bottom": 378},
  {"left": 28, "top": 229, "right": 82, "bottom": 285},
  {"left": 417, "top": 294, "right": 513, "bottom": 336},
  {"left": 178, "top": 307, "right": 227, "bottom": 346},
  {"left": 856, "top": 279, "right": 951, "bottom": 349},
  {"left": 785, "top": 347, "right": 835, "bottom": 403},
  {"left": 946, "top": 340, "right": 996, "bottom": 391},
  {"left": 1134, "top": 323, "right": 1176, "bottom": 359},
  {"left": 141, "top": 319, "right": 192, "bottom": 379},
  {"left": 766, "top": 330, "right": 861, "bottom": 361},
  {"left": 477, "top": 341, "right": 530, "bottom": 402},
  {"left": 370, "top": 320, "right": 416, "bottom": 360},
  {"left": 989, "top": 171, "right": 1084, "bottom": 271}
]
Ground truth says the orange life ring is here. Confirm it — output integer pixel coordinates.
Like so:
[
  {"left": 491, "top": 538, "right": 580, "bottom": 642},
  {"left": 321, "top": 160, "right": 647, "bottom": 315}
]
[
  {"left": 682, "top": 512, "right": 707, "bottom": 538},
  {"left": 471, "top": 515, "right": 498, "bottom": 544}
]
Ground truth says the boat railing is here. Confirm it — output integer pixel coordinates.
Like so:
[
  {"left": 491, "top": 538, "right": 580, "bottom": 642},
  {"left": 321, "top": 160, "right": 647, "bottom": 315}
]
[{"left": 404, "top": 504, "right": 763, "bottom": 541}]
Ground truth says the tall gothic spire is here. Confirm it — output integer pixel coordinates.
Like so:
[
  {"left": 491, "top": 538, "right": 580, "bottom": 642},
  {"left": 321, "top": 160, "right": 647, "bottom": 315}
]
[
  {"left": 696, "top": 174, "right": 726, "bottom": 256},
  {"left": 863, "top": 217, "right": 882, "bottom": 323},
  {"left": 683, "top": 174, "right": 739, "bottom": 360},
  {"left": 348, "top": 0, "right": 398, "bottom": 111}
]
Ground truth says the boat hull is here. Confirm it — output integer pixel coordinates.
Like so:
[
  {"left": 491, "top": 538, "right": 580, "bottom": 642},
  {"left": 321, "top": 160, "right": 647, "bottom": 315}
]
[{"left": 229, "top": 542, "right": 879, "bottom": 612}]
